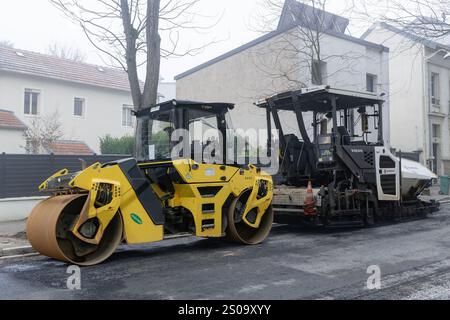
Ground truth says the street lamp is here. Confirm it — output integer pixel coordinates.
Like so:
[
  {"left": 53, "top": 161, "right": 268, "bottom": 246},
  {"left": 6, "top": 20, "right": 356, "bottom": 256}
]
[{"left": 425, "top": 48, "right": 450, "bottom": 174}]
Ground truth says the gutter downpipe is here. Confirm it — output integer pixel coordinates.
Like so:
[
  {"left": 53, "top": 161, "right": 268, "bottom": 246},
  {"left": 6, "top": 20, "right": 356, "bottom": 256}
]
[{"left": 424, "top": 47, "right": 433, "bottom": 173}]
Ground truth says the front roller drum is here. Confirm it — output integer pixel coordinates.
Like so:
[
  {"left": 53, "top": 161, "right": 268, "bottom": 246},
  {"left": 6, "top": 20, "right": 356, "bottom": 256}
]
[
  {"left": 26, "top": 195, "right": 123, "bottom": 266},
  {"left": 226, "top": 191, "right": 274, "bottom": 245}
]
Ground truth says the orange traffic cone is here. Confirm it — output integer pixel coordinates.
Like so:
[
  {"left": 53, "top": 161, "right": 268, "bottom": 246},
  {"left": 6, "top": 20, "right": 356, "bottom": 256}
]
[{"left": 304, "top": 180, "right": 317, "bottom": 216}]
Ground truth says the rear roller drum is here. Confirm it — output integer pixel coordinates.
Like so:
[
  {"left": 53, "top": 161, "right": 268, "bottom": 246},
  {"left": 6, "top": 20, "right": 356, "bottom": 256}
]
[
  {"left": 26, "top": 195, "right": 123, "bottom": 266},
  {"left": 226, "top": 190, "right": 273, "bottom": 245}
]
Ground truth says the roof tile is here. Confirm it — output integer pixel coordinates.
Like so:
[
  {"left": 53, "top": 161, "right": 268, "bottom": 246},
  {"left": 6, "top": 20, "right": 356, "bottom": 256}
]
[
  {"left": 48, "top": 140, "right": 95, "bottom": 155},
  {"left": 0, "top": 46, "right": 133, "bottom": 92},
  {"left": 0, "top": 109, "right": 27, "bottom": 130}
]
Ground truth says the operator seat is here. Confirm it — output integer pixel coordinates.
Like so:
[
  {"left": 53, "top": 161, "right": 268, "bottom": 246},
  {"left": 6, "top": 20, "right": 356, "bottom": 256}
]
[
  {"left": 284, "top": 134, "right": 307, "bottom": 175},
  {"left": 337, "top": 126, "right": 351, "bottom": 145}
]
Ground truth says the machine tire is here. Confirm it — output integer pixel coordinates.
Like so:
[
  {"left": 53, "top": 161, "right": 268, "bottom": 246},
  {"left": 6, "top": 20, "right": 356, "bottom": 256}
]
[{"left": 226, "top": 190, "right": 274, "bottom": 245}]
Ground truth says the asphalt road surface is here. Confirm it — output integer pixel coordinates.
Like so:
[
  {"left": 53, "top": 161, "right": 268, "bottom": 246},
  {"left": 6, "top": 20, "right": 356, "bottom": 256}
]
[{"left": 2, "top": 204, "right": 450, "bottom": 300}]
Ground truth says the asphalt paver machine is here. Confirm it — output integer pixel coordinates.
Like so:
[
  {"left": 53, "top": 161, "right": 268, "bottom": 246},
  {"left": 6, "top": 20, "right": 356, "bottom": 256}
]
[{"left": 257, "top": 86, "right": 439, "bottom": 226}]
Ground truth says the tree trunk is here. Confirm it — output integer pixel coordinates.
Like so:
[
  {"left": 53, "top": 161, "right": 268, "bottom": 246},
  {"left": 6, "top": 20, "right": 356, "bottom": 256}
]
[
  {"left": 135, "top": 0, "right": 162, "bottom": 160},
  {"left": 120, "top": 0, "right": 143, "bottom": 108},
  {"left": 143, "top": 0, "right": 161, "bottom": 108}
]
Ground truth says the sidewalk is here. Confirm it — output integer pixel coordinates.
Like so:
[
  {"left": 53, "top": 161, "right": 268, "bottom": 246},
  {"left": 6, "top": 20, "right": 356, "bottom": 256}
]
[{"left": 0, "top": 219, "right": 35, "bottom": 258}]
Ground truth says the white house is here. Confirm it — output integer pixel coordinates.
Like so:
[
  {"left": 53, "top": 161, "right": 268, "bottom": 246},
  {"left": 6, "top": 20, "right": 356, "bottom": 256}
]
[
  {"left": 175, "top": 0, "right": 390, "bottom": 145},
  {"left": 0, "top": 45, "right": 176, "bottom": 154},
  {"left": 158, "top": 79, "right": 176, "bottom": 103},
  {"left": 362, "top": 22, "right": 450, "bottom": 175}
]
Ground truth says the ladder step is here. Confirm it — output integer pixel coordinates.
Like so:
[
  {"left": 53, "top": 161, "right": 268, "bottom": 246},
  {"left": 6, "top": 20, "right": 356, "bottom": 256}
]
[{"left": 202, "top": 203, "right": 215, "bottom": 215}]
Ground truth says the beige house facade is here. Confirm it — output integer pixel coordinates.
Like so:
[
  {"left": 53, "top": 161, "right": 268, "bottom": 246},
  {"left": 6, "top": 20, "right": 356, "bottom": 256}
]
[{"left": 176, "top": 1, "right": 390, "bottom": 146}]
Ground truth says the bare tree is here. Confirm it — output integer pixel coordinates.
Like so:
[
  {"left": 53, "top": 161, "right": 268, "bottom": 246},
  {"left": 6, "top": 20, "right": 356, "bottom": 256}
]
[
  {"left": 357, "top": 0, "right": 449, "bottom": 42},
  {"left": 23, "top": 112, "right": 64, "bottom": 154},
  {"left": 47, "top": 42, "right": 86, "bottom": 62},
  {"left": 50, "top": 0, "right": 215, "bottom": 158},
  {"left": 250, "top": 0, "right": 361, "bottom": 90}
]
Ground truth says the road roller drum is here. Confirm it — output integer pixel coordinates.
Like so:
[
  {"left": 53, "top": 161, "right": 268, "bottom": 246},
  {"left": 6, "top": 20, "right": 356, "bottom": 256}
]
[{"left": 27, "top": 195, "right": 123, "bottom": 266}]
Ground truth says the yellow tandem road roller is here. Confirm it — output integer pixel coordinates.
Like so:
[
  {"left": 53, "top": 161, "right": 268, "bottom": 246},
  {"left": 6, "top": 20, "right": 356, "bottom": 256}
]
[{"left": 27, "top": 100, "right": 274, "bottom": 266}]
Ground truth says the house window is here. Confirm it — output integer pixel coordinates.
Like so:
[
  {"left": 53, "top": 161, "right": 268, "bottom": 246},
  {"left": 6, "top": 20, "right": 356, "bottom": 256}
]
[
  {"left": 74, "top": 98, "right": 85, "bottom": 117},
  {"left": 122, "top": 105, "right": 134, "bottom": 127},
  {"left": 24, "top": 89, "right": 40, "bottom": 115},
  {"left": 432, "top": 124, "right": 441, "bottom": 138},
  {"left": 431, "top": 72, "right": 440, "bottom": 106},
  {"left": 311, "top": 60, "right": 327, "bottom": 85},
  {"left": 366, "top": 74, "right": 378, "bottom": 93}
]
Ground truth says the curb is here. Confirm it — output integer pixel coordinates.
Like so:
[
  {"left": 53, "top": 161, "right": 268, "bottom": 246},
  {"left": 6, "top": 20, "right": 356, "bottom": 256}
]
[{"left": 0, "top": 245, "right": 35, "bottom": 259}]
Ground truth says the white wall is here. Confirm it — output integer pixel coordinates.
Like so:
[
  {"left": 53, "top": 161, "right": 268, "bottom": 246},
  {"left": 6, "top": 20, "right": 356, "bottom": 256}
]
[
  {"left": 0, "top": 197, "right": 46, "bottom": 222},
  {"left": 364, "top": 25, "right": 426, "bottom": 157},
  {"left": 0, "top": 128, "right": 25, "bottom": 153},
  {"left": 158, "top": 82, "right": 176, "bottom": 102},
  {"left": 428, "top": 58, "right": 450, "bottom": 174},
  {"left": 0, "top": 71, "right": 134, "bottom": 153},
  {"left": 364, "top": 25, "right": 450, "bottom": 175},
  {"left": 316, "top": 34, "right": 390, "bottom": 144}
]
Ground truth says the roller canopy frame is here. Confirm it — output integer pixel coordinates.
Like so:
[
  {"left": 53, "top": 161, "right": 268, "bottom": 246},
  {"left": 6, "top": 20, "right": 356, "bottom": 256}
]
[
  {"left": 134, "top": 100, "right": 235, "bottom": 118},
  {"left": 256, "top": 85, "right": 384, "bottom": 113}
]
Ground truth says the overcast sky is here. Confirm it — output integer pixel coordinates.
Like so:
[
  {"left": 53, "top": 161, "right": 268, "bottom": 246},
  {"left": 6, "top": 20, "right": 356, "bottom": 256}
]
[{"left": 0, "top": 0, "right": 370, "bottom": 81}]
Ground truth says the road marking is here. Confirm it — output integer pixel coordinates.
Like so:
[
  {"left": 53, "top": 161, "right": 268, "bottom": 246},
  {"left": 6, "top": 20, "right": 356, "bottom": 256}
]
[
  {"left": 0, "top": 245, "right": 35, "bottom": 258},
  {"left": 0, "top": 252, "right": 39, "bottom": 260}
]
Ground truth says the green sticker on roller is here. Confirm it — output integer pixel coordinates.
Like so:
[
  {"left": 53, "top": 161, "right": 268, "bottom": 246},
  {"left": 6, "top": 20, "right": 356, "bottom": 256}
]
[{"left": 131, "top": 213, "right": 143, "bottom": 225}]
